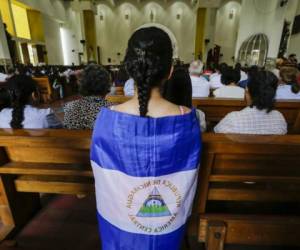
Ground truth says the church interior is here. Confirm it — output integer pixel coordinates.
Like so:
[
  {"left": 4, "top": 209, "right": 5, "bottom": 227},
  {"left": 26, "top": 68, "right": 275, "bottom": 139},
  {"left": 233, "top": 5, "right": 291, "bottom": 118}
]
[{"left": 0, "top": 0, "right": 300, "bottom": 250}]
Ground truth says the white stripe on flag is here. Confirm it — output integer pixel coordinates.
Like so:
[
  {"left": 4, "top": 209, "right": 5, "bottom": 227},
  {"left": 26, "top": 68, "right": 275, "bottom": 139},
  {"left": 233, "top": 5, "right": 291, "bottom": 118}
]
[{"left": 91, "top": 161, "right": 198, "bottom": 235}]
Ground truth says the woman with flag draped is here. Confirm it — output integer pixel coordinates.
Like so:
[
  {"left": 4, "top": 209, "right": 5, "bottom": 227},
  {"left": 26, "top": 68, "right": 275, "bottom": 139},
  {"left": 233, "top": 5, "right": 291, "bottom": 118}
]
[{"left": 91, "top": 27, "right": 202, "bottom": 250}]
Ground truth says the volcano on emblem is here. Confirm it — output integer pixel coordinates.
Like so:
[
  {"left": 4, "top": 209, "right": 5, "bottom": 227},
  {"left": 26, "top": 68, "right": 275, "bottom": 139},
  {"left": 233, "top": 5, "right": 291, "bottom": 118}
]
[{"left": 136, "top": 187, "right": 171, "bottom": 217}]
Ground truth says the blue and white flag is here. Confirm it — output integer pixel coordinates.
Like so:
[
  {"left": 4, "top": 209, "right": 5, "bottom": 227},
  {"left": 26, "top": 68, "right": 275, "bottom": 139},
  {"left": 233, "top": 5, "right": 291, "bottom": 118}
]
[{"left": 91, "top": 108, "right": 201, "bottom": 250}]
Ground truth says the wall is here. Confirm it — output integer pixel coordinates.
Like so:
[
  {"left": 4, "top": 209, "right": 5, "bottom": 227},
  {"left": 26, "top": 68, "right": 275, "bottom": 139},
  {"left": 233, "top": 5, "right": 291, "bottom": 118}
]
[
  {"left": 42, "top": 15, "right": 63, "bottom": 65},
  {"left": 95, "top": 0, "right": 197, "bottom": 64},
  {"left": 203, "top": 7, "right": 217, "bottom": 62},
  {"left": 0, "top": 16, "right": 11, "bottom": 62},
  {"left": 0, "top": 0, "right": 15, "bottom": 36},
  {"left": 288, "top": 1, "right": 300, "bottom": 57},
  {"left": 214, "top": 0, "right": 241, "bottom": 65},
  {"left": 11, "top": 2, "right": 31, "bottom": 39},
  {"left": 10, "top": 0, "right": 82, "bottom": 65},
  {"left": 235, "top": 0, "right": 298, "bottom": 60}
]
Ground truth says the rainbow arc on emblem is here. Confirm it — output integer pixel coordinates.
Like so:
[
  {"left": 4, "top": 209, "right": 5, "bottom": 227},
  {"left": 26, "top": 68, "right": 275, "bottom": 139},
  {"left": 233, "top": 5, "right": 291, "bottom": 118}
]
[{"left": 137, "top": 187, "right": 171, "bottom": 217}]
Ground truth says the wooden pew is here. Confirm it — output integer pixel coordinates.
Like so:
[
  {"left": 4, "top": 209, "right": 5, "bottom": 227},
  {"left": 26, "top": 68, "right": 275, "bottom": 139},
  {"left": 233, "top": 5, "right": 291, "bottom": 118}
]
[
  {"left": 33, "top": 77, "right": 52, "bottom": 104},
  {"left": 193, "top": 133, "right": 300, "bottom": 249},
  {"left": 106, "top": 95, "right": 300, "bottom": 133},
  {"left": 0, "top": 82, "right": 7, "bottom": 89},
  {"left": 0, "top": 130, "right": 300, "bottom": 249}
]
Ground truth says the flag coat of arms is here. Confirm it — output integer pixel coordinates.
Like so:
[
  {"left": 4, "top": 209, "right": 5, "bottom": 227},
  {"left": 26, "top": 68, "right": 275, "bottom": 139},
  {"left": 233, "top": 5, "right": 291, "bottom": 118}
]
[{"left": 91, "top": 108, "right": 202, "bottom": 250}]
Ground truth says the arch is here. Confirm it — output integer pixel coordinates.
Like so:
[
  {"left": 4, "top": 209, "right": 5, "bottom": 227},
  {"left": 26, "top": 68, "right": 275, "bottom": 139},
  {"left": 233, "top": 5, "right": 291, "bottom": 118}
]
[{"left": 136, "top": 23, "right": 179, "bottom": 58}]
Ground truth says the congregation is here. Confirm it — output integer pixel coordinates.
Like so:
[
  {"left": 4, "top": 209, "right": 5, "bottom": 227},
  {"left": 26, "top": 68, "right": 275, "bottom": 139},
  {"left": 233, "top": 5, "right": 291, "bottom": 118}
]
[{"left": 0, "top": 47, "right": 299, "bottom": 135}]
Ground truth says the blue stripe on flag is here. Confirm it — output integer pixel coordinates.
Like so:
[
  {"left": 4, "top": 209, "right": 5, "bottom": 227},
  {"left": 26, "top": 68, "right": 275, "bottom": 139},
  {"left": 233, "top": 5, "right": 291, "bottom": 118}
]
[
  {"left": 97, "top": 212, "right": 186, "bottom": 250},
  {"left": 91, "top": 108, "right": 201, "bottom": 177}
]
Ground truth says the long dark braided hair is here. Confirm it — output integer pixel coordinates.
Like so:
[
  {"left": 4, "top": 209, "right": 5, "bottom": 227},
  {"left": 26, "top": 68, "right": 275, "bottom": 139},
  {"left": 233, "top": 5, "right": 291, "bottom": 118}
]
[
  {"left": 8, "top": 74, "right": 38, "bottom": 129},
  {"left": 124, "top": 27, "right": 173, "bottom": 117}
]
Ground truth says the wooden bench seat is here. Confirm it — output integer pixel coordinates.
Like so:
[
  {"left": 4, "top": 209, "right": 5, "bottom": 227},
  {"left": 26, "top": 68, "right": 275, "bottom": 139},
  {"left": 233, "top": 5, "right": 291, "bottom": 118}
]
[
  {"left": 15, "top": 175, "right": 94, "bottom": 194},
  {"left": 0, "top": 162, "right": 92, "bottom": 176},
  {"left": 0, "top": 129, "right": 300, "bottom": 249},
  {"left": 198, "top": 214, "right": 300, "bottom": 247}
]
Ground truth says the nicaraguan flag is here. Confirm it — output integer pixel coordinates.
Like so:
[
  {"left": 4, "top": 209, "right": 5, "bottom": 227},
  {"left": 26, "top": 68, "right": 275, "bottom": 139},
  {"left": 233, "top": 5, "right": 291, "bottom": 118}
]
[{"left": 91, "top": 108, "right": 201, "bottom": 250}]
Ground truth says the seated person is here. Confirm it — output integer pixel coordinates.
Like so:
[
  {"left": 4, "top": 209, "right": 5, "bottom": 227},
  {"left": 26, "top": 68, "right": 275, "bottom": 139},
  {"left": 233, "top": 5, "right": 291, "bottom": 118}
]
[
  {"left": 114, "top": 65, "right": 129, "bottom": 86},
  {"left": 209, "top": 63, "right": 228, "bottom": 89},
  {"left": 189, "top": 60, "right": 210, "bottom": 97},
  {"left": 0, "top": 75, "right": 54, "bottom": 129},
  {"left": 235, "top": 63, "right": 248, "bottom": 82},
  {"left": 124, "top": 78, "right": 134, "bottom": 96},
  {"left": 64, "top": 64, "right": 112, "bottom": 129},
  {"left": 275, "top": 66, "right": 300, "bottom": 100},
  {"left": 214, "top": 71, "right": 287, "bottom": 135},
  {"left": 239, "top": 65, "right": 259, "bottom": 89},
  {"left": 213, "top": 67, "right": 245, "bottom": 99},
  {"left": 163, "top": 67, "right": 206, "bottom": 131},
  {"left": 0, "top": 67, "right": 8, "bottom": 81}
]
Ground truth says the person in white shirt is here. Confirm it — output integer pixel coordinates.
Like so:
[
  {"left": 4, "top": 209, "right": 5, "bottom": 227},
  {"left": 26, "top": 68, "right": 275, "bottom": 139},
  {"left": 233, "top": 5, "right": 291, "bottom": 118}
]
[
  {"left": 214, "top": 71, "right": 287, "bottom": 135},
  {"left": 209, "top": 63, "right": 228, "bottom": 89},
  {"left": 275, "top": 66, "right": 300, "bottom": 100},
  {"left": 0, "top": 75, "right": 53, "bottom": 129},
  {"left": 213, "top": 67, "right": 245, "bottom": 99},
  {"left": 163, "top": 67, "right": 206, "bottom": 131},
  {"left": 189, "top": 60, "right": 210, "bottom": 97},
  {"left": 0, "top": 72, "right": 8, "bottom": 82},
  {"left": 124, "top": 78, "right": 135, "bottom": 96},
  {"left": 235, "top": 63, "right": 248, "bottom": 82}
]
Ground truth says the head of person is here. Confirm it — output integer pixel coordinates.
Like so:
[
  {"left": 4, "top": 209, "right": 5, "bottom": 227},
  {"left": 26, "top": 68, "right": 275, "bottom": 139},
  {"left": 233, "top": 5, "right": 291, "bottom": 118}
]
[
  {"left": 215, "top": 63, "right": 228, "bottom": 74},
  {"left": 7, "top": 74, "right": 39, "bottom": 129},
  {"left": 221, "top": 67, "right": 241, "bottom": 86},
  {"left": 124, "top": 27, "right": 173, "bottom": 117},
  {"left": 79, "top": 63, "right": 111, "bottom": 97},
  {"left": 163, "top": 67, "right": 192, "bottom": 108},
  {"left": 235, "top": 63, "right": 242, "bottom": 71},
  {"left": 247, "top": 65, "right": 259, "bottom": 77},
  {"left": 280, "top": 66, "right": 300, "bottom": 94},
  {"left": 0, "top": 88, "right": 11, "bottom": 111},
  {"left": 289, "top": 53, "right": 297, "bottom": 64},
  {"left": 246, "top": 71, "right": 278, "bottom": 113},
  {"left": 115, "top": 65, "right": 129, "bottom": 85},
  {"left": 189, "top": 60, "right": 204, "bottom": 77}
]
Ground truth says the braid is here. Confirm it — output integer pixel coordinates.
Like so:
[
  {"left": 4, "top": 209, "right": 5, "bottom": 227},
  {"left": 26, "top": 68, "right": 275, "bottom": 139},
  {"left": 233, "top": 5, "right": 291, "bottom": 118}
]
[
  {"left": 124, "top": 27, "right": 173, "bottom": 117},
  {"left": 7, "top": 74, "right": 37, "bottom": 129},
  {"left": 137, "top": 79, "right": 150, "bottom": 117},
  {"left": 10, "top": 101, "right": 25, "bottom": 129}
]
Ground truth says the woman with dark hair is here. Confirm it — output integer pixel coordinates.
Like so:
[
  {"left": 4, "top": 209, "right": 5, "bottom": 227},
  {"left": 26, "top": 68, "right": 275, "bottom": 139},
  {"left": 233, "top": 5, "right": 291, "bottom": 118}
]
[
  {"left": 91, "top": 27, "right": 201, "bottom": 250},
  {"left": 215, "top": 71, "right": 287, "bottom": 134},
  {"left": 163, "top": 67, "right": 206, "bottom": 131},
  {"left": 275, "top": 66, "right": 300, "bottom": 100},
  {"left": 209, "top": 62, "right": 228, "bottom": 89},
  {"left": 0, "top": 75, "right": 51, "bottom": 129},
  {"left": 213, "top": 67, "right": 245, "bottom": 98},
  {"left": 63, "top": 63, "right": 112, "bottom": 129}
]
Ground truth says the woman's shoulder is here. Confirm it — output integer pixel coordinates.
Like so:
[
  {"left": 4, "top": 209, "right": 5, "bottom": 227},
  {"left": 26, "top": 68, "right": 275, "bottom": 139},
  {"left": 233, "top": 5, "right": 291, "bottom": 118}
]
[{"left": 25, "top": 106, "right": 51, "bottom": 116}]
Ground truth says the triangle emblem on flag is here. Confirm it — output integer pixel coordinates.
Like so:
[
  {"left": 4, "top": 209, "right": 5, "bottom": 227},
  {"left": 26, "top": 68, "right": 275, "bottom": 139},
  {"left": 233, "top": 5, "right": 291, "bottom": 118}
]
[{"left": 136, "top": 187, "right": 172, "bottom": 217}]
